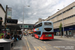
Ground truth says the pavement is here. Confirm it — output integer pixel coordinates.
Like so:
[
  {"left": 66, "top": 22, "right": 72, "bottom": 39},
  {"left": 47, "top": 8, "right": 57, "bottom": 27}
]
[
  {"left": 13, "top": 37, "right": 27, "bottom": 50},
  {"left": 54, "top": 36, "right": 75, "bottom": 41}
]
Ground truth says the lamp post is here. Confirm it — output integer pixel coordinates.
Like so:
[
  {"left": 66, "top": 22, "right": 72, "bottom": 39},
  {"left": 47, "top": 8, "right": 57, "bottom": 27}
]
[
  {"left": 22, "top": 5, "right": 30, "bottom": 29},
  {"left": 22, "top": 6, "right": 24, "bottom": 30},
  {"left": 21, "top": 0, "right": 30, "bottom": 30},
  {"left": 22, "top": 5, "right": 30, "bottom": 35},
  {"left": 5, "top": 5, "right": 8, "bottom": 34},
  {"left": 58, "top": 9, "right": 64, "bottom": 37}
]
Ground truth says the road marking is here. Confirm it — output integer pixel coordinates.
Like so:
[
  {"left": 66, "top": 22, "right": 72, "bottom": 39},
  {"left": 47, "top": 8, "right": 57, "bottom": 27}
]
[
  {"left": 25, "top": 38, "right": 31, "bottom": 50},
  {"left": 48, "top": 44, "right": 60, "bottom": 50},
  {"left": 34, "top": 47, "right": 37, "bottom": 50},
  {"left": 42, "top": 46, "right": 47, "bottom": 50},
  {"left": 34, "top": 46, "right": 47, "bottom": 50},
  {"left": 37, "top": 46, "right": 41, "bottom": 50},
  {"left": 38, "top": 46, "right": 45, "bottom": 50},
  {"left": 44, "top": 41, "right": 46, "bottom": 43},
  {"left": 48, "top": 44, "right": 51, "bottom": 46},
  {"left": 54, "top": 47, "right": 60, "bottom": 50}
]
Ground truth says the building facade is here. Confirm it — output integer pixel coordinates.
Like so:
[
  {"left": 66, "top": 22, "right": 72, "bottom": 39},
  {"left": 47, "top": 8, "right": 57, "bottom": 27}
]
[
  {"left": 0, "top": 4, "right": 5, "bottom": 32},
  {"left": 45, "top": 2, "right": 75, "bottom": 36},
  {"left": 0, "top": 4, "right": 5, "bottom": 26},
  {"left": 35, "top": 18, "right": 45, "bottom": 24},
  {"left": 6, "top": 18, "right": 20, "bottom": 34}
]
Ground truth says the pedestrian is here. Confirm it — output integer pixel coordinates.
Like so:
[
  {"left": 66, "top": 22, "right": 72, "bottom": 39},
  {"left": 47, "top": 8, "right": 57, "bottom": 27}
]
[
  {"left": 12, "top": 35, "right": 14, "bottom": 40},
  {"left": 74, "top": 32, "right": 75, "bottom": 38},
  {"left": 14, "top": 34, "right": 17, "bottom": 41},
  {"left": 10, "top": 33, "right": 13, "bottom": 39},
  {"left": 5, "top": 32, "right": 11, "bottom": 39},
  {"left": 1, "top": 35, "right": 3, "bottom": 38},
  {"left": 16, "top": 34, "right": 19, "bottom": 41}
]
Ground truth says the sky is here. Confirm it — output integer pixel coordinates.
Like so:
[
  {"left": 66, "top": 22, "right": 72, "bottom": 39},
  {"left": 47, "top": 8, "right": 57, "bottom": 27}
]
[{"left": 0, "top": 0, "right": 74, "bottom": 24}]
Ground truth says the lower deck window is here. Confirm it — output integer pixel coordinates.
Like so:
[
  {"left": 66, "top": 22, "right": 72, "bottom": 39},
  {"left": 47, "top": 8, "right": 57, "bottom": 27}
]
[{"left": 35, "top": 31, "right": 41, "bottom": 35}]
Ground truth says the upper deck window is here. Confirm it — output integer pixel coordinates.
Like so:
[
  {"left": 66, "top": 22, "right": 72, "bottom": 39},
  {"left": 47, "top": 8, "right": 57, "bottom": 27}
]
[
  {"left": 44, "top": 22, "right": 52, "bottom": 25},
  {"left": 35, "top": 23, "right": 42, "bottom": 28}
]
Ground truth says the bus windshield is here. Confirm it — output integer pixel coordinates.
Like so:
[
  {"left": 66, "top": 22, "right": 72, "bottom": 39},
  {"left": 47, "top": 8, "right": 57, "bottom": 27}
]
[{"left": 44, "top": 22, "right": 52, "bottom": 25}]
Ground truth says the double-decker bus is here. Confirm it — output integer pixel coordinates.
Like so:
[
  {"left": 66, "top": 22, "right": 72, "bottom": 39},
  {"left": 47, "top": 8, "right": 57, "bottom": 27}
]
[{"left": 33, "top": 21, "right": 54, "bottom": 40}]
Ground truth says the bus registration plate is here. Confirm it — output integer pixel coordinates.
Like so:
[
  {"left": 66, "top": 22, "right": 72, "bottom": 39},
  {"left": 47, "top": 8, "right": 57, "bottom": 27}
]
[
  {"left": 48, "top": 34, "right": 52, "bottom": 37},
  {"left": 45, "top": 34, "right": 52, "bottom": 37}
]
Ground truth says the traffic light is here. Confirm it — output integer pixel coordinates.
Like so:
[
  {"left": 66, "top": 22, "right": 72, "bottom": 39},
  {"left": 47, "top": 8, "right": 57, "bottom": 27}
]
[{"left": 7, "top": 19, "right": 18, "bottom": 24}]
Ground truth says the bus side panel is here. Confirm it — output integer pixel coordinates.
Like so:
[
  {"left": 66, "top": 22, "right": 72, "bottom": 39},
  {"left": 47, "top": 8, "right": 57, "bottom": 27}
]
[
  {"left": 39, "top": 32, "right": 54, "bottom": 40},
  {"left": 34, "top": 34, "right": 39, "bottom": 39}
]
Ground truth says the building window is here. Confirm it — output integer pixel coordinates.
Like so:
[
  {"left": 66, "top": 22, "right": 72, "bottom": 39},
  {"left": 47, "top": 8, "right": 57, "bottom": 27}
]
[
  {"left": 53, "top": 14, "right": 75, "bottom": 24},
  {"left": 29, "top": 25, "right": 33, "bottom": 28},
  {"left": 20, "top": 25, "right": 22, "bottom": 28},
  {"left": 73, "top": 6, "right": 75, "bottom": 8},
  {"left": 47, "top": 6, "right": 74, "bottom": 21}
]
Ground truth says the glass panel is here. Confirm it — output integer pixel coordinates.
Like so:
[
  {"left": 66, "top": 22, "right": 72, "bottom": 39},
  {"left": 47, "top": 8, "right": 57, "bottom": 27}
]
[
  {"left": 24, "top": 25, "right": 29, "bottom": 28},
  {"left": 35, "top": 23, "right": 42, "bottom": 28},
  {"left": 44, "top": 22, "right": 52, "bottom": 25}
]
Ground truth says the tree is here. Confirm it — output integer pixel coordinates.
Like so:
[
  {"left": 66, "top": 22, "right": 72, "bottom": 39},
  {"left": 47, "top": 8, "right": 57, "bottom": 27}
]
[{"left": 59, "top": 23, "right": 62, "bottom": 37}]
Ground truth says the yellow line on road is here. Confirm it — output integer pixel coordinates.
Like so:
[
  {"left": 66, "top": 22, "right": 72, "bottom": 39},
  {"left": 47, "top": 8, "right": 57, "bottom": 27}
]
[
  {"left": 37, "top": 46, "right": 41, "bottom": 50},
  {"left": 48, "top": 44, "right": 51, "bottom": 46},
  {"left": 54, "top": 47, "right": 60, "bottom": 50},
  {"left": 42, "top": 46, "right": 47, "bottom": 50},
  {"left": 47, "top": 44, "right": 60, "bottom": 50},
  {"left": 39, "top": 46, "right": 45, "bottom": 50},
  {"left": 25, "top": 38, "right": 31, "bottom": 50},
  {"left": 34, "top": 47, "right": 37, "bottom": 50},
  {"left": 34, "top": 46, "right": 47, "bottom": 50},
  {"left": 44, "top": 41, "right": 46, "bottom": 43}
]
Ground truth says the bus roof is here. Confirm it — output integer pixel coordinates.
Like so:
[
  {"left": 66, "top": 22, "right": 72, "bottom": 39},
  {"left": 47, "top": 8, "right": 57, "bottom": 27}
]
[{"left": 35, "top": 21, "right": 53, "bottom": 26}]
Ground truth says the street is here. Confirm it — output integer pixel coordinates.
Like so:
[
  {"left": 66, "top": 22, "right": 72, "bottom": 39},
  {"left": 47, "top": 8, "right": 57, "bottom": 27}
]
[
  {"left": 12, "top": 35, "right": 75, "bottom": 50},
  {"left": 22, "top": 35, "right": 75, "bottom": 50}
]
